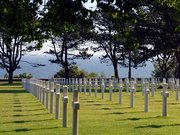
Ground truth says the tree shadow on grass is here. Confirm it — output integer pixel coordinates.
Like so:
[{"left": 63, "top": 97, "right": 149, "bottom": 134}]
[
  {"left": 2, "top": 113, "right": 50, "bottom": 118},
  {"left": 135, "top": 123, "right": 180, "bottom": 129},
  {"left": 2, "top": 118, "right": 54, "bottom": 124},
  {"left": 13, "top": 109, "right": 22, "bottom": 112},
  {"left": 0, "top": 90, "right": 28, "bottom": 93},
  {"left": 0, "top": 126, "right": 59, "bottom": 133},
  {"left": 136, "top": 124, "right": 162, "bottom": 128},
  {"left": 116, "top": 116, "right": 161, "bottom": 121}
]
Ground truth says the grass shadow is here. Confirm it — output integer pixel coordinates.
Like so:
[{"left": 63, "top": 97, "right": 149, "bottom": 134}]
[
  {"left": 113, "top": 112, "right": 125, "bottom": 114},
  {"left": 2, "top": 113, "right": 50, "bottom": 117},
  {"left": 14, "top": 128, "right": 30, "bottom": 132},
  {"left": 136, "top": 124, "right": 163, "bottom": 128},
  {"left": 13, "top": 109, "right": 22, "bottom": 112},
  {"left": 13, "top": 105, "right": 22, "bottom": 107},
  {"left": 102, "top": 107, "right": 111, "bottom": 110},
  {"left": 127, "top": 118, "right": 140, "bottom": 121},
  {"left": 135, "top": 121, "right": 180, "bottom": 129},
  {"left": 0, "top": 126, "right": 59, "bottom": 133},
  {"left": 86, "top": 101, "right": 95, "bottom": 103},
  {"left": 2, "top": 118, "right": 54, "bottom": 124},
  {"left": 93, "top": 104, "right": 102, "bottom": 106},
  {"left": 0, "top": 90, "right": 28, "bottom": 93}
]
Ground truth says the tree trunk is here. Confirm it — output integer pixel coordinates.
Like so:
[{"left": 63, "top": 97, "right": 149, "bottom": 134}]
[
  {"left": 64, "top": 34, "right": 69, "bottom": 79},
  {"left": 161, "top": 70, "right": 167, "bottom": 78},
  {"left": 175, "top": 52, "right": 180, "bottom": 78},
  {"left": 128, "top": 51, "right": 132, "bottom": 80},
  {"left": 113, "top": 62, "right": 119, "bottom": 79},
  {"left": 8, "top": 70, "right": 13, "bottom": 84},
  {"left": 64, "top": 65, "right": 69, "bottom": 79}
]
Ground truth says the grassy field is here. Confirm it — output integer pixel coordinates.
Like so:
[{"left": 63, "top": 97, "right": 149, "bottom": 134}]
[{"left": 0, "top": 82, "right": 180, "bottom": 135}]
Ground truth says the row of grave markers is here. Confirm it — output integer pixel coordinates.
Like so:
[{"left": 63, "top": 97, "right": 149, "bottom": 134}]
[
  {"left": 49, "top": 77, "right": 180, "bottom": 115},
  {"left": 22, "top": 77, "right": 180, "bottom": 134},
  {"left": 22, "top": 79, "right": 79, "bottom": 135}
]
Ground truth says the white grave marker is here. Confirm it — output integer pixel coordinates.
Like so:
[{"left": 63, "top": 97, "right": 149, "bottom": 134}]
[
  {"left": 130, "top": 81, "right": 135, "bottom": 108},
  {"left": 144, "top": 82, "right": 150, "bottom": 112},
  {"left": 55, "top": 84, "right": 60, "bottom": 119},
  {"left": 62, "top": 86, "right": 68, "bottom": 127},
  {"left": 118, "top": 79, "right": 123, "bottom": 104},
  {"left": 161, "top": 82, "right": 169, "bottom": 116}
]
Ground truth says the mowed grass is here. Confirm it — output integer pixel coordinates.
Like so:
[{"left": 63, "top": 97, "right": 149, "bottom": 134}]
[{"left": 1, "top": 82, "right": 180, "bottom": 135}]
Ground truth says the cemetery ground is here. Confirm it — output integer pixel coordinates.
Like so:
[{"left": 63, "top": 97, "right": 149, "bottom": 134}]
[{"left": 1, "top": 82, "right": 180, "bottom": 135}]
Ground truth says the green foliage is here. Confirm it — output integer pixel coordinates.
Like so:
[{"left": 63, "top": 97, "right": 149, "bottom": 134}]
[
  {"left": 152, "top": 52, "right": 176, "bottom": 78},
  {"left": 54, "top": 65, "right": 98, "bottom": 78},
  {"left": 14, "top": 73, "right": 33, "bottom": 79},
  {"left": 4, "top": 73, "right": 32, "bottom": 79},
  {"left": 152, "top": 62, "right": 176, "bottom": 78},
  {"left": 0, "top": 0, "right": 43, "bottom": 84}
]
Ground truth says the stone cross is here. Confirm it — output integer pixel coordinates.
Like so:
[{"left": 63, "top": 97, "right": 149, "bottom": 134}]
[
  {"left": 50, "top": 82, "right": 54, "bottom": 114},
  {"left": 163, "top": 78, "right": 166, "bottom": 84},
  {"left": 144, "top": 82, "right": 150, "bottom": 112},
  {"left": 36, "top": 80, "right": 40, "bottom": 100},
  {"left": 83, "top": 78, "right": 87, "bottom": 94},
  {"left": 89, "top": 78, "right": 92, "bottom": 96},
  {"left": 109, "top": 79, "right": 113, "bottom": 101},
  {"left": 113, "top": 78, "right": 117, "bottom": 92},
  {"left": 55, "top": 84, "right": 60, "bottom": 119},
  {"left": 130, "top": 81, "right": 135, "bottom": 108},
  {"left": 141, "top": 78, "right": 146, "bottom": 96},
  {"left": 46, "top": 81, "right": 49, "bottom": 109},
  {"left": 94, "top": 78, "right": 98, "bottom": 97},
  {"left": 167, "top": 78, "right": 175, "bottom": 92},
  {"left": 39, "top": 80, "right": 42, "bottom": 99},
  {"left": 42, "top": 80, "right": 46, "bottom": 105},
  {"left": 79, "top": 78, "right": 82, "bottom": 93},
  {"left": 75, "top": 78, "right": 79, "bottom": 90},
  {"left": 101, "top": 79, "right": 105, "bottom": 99},
  {"left": 62, "top": 86, "right": 69, "bottom": 127},
  {"left": 134, "top": 78, "right": 138, "bottom": 90},
  {"left": 161, "top": 82, "right": 169, "bottom": 116},
  {"left": 118, "top": 79, "right": 123, "bottom": 104},
  {"left": 151, "top": 78, "right": 155, "bottom": 97},
  {"left": 125, "top": 78, "right": 129, "bottom": 93},
  {"left": 72, "top": 90, "right": 80, "bottom": 135}
]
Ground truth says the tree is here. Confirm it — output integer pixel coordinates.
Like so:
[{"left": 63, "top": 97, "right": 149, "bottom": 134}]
[
  {"left": 43, "top": 0, "right": 93, "bottom": 79},
  {"left": 92, "top": 0, "right": 148, "bottom": 79},
  {"left": 14, "top": 73, "right": 33, "bottom": 79},
  {"left": 152, "top": 51, "right": 176, "bottom": 78},
  {"left": 0, "top": 0, "right": 42, "bottom": 83},
  {"left": 134, "top": 0, "right": 180, "bottom": 77},
  {"left": 92, "top": 1, "right": 126, "bottom": 79},
  {"left": 54, "top": 65, "right": 98, "bottom": 78}
]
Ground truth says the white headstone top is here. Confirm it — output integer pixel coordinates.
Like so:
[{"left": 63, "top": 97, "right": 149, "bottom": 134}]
[
  {"left": 162, "top": 83, "right": 167, "bottom": 93},
  {"left": 50, "top": 82, "right": 54, "bottom": 92},
  {"left": 56, "top": 84, "right": 60, "bottom": 94},
  {"left": 119, "top": 79, "right": 123, "bottom": 87},
  {"left": 151, "top": 78, "right": 155, "bottom": 84},
  {"left": 101, "top": 79, "right": 105, "bottom": 85},
  {"left": 89, "top": 78, "right": 92, "bottom": 85},
  {"left": 163, "top": 78, "right": 166, "bottom": 84},
  {"left": 109, "top": 79, "right": 113, "bottom": 87},
  {"left": 79, "top": 78, "right": 82, "bottom": 84},
  {"left": 63, "top": 86, "right": 68, "bottom": 97},
  {"left": 95, "top": 78, "right": 98, "bottom": 85},
  {"left": 130, "top": 81, "right": 134, "bottom": 89},
  {"left": 84, "top": 78, "right": 87, "bottom": 84},
  {"left": 176, "top": 79, "right": 179, "bottom": 86},
  {"left": 46, "top": 81, "right": 49, "bottom": 91}
]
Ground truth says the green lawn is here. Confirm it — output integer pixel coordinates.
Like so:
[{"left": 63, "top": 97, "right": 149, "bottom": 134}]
[{"left": 0, "top": 82, "right": 180, "bottom": 135}]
